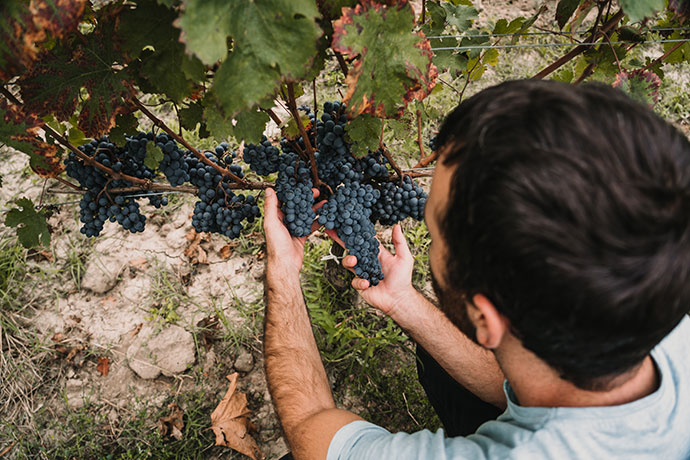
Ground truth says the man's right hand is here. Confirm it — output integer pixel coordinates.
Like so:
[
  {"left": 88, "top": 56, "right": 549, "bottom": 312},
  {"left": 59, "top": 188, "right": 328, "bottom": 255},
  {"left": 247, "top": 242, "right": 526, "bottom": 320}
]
[{"left": 326, "top": 223, "right": 420, "bottom": 318}]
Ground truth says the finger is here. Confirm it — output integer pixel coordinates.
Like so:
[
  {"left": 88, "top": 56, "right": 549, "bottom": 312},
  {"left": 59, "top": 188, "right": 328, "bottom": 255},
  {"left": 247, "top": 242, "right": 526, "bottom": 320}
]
[
  {"left": 312, "top": 188, "right": 320, "bottom": 199},
  {"left": 377, "top": 240, "right": 395, "bottom": 264},
  {"left": 313, "top": 200, "right": 326, "bottom": 212},
  {"left": 392, "top": 224, "right": 412, "bottom": 260},
  {"left": 352, "top": 277, "right": 370, "bottom": 291},
  {"left": 342, "top": 255, "right": 357, "bottom": 268},
  {"left": 310, "top": 219, "right": 321, "bottom": 234},
  {"left": 263, "top": 188, "right": 281, "bottom": 225}
]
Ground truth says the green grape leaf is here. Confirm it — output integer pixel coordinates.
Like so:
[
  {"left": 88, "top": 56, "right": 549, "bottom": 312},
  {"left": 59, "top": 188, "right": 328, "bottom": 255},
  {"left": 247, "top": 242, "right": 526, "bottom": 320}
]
[
  {"left": 232, "top": 110, "right": 270, "bottom": 144},
  {"left": 612, "top": 69, "right": 661, "bottom": 107},
  {"left": 5, "top": 198, "right": 51, "bottom": 248},
  {"left": 282, "top": 113, "right": 312, "bottom": 140},
  {"left": 511, "top": 5, "right": 547, "bottom": 44},
  {"left": 493, "top": 17, "right": 525, "bottom": 35},
  {"left": 118, "top": 0, "right": 205, "bottom": 102},
  {"left": 179, "top": 0, "right": 321, "bottom": 121},
  {"left": 346, "top": 114, "right": 383, "bottom": 158},
  {"left": 556, "top": 0, "right": 582, "bottom": 29},
  {"left": 441, "top": 2, "right": 477, "bottom": 32},
  {"left": 332, "top": 2, "right": 437, "bottom": 118},
  {"left": 619, "top": 0, "right": 665, "bottom": 22},
  {"left": 145, "top": 141, "right": 164, "bottom": 170},
  {"left": 109, "top": 113, "right": 139, "bottom": 146},
  {"left": 68, "top": 126, "right": 88, "bottom": 146},
  {"left": 179, "top": 101, "right": 204, "bottom": 131}
]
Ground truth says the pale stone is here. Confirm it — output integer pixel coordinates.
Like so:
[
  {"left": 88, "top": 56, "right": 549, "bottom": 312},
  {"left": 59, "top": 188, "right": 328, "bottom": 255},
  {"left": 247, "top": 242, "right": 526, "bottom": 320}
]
[
  {"left": 82, "top": 257, "right": 126, "bottom": 294},
  {"left": 127, "top": 325, "right": 196, "bottom": 379},
  {"left": 233, "top": 348, "right": 254, "bottom": 373}
]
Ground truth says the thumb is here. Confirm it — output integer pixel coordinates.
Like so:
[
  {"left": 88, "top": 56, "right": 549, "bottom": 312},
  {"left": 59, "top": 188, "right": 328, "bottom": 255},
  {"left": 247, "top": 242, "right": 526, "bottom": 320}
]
[
  {"left": 392, "top": 224, "right": 412, "bottom": 260},
  {"left": 264, "top": 188, "right": 280, "bottom": 225}
]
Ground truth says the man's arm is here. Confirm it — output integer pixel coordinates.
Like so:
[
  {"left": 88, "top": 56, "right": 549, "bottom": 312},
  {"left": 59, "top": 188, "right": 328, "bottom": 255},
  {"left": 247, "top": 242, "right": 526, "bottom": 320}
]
[
  {"left": 263, "top": 188, "right": 363, "bottom": 459},
  {"left": 336, "top": 225, "right": 506, "bottom": 408}
]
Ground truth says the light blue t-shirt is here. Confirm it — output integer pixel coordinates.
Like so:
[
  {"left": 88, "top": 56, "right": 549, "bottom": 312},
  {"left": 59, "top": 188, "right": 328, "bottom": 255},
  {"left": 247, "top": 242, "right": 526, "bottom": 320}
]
[{"left": 328, "top": 316, "right": 690, "bottom": 459}]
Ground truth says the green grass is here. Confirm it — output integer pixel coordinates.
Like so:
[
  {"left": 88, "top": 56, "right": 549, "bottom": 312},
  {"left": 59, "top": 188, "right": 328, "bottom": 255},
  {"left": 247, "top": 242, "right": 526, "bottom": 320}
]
[{"left": 5, "top": 390, "right": 239, "bottom": 460}]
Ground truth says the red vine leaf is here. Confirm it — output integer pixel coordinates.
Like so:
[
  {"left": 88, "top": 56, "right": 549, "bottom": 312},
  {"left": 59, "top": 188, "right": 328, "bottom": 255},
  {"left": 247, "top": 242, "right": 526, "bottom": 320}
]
[
  {"left": 332, "top": 0, "right": 437, "bottom": 118},
  {"left": 0, "top": 0, "right": 87, "bottom": 80},
  {"left": 18, "top": 9, "right": 134, "bottom": 137},
  {"left": 0, "top": 100, "right": 64, "bottom": 178},
  {"left": 612, "top": 69, "right": 662, "bottom": 108}
]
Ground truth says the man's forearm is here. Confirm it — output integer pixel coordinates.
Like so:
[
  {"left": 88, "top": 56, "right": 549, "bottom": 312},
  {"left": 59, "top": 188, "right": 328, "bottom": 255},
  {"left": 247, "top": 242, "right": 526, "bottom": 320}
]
[
  {"left": 264, "top": 265, "right": 335, "bottom": 445},
  {"left": 392, "top": 290, "right": 507, "bottom": 408}
]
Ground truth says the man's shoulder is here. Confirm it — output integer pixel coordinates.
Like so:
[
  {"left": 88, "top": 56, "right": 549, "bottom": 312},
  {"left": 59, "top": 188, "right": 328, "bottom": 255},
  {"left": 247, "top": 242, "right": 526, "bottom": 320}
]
[{"left": 655, "top": 315, "right": 690, "bottom": 355}]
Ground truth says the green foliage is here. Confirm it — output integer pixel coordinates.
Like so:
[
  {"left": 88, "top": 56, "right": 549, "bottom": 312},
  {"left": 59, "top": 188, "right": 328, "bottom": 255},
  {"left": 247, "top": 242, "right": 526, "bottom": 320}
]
[
  {"left": 5, "top": 198, "right": 50, "bottom": 248},
  {"left": 345, "top": 114, "right": 383, "bottom": 158},
  {"left": 108, "top": 113, "right": 138, "bottom": 146},
  {"left": 144, "top": 141, "right": 164, "bottom": 170},
  {"left": 333, "top": 2, "right": 436, "bottom": 118},
  {"left": 619, "top": 0, "right": 665, "bottom": 22},
  {"left": 556, "top": 0, "right": 582, "bottom": 29}
]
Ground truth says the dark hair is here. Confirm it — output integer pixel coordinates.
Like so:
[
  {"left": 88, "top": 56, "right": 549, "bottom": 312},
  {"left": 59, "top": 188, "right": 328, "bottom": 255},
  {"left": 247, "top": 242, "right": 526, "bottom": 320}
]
[{"left": 436, "top": 80, "right": 690, "bottom": 390}]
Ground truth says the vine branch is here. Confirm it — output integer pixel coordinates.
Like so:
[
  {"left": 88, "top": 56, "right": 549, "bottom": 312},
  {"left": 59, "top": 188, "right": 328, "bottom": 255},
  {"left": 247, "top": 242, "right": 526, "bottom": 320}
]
[
  {"left": 412, "top": 150, "right": 438, "bottom": 169},
  {"left": 284, "top": 82, "right": 328, "bottom": 191},
  {"left": 416, "top": 109, "right": 426, "bottom": 161},
  {"left": 333, "top": 51, "right": 349, "bottom": 78},
  {"left": 264, "top": 108, "right": 282, "bottom": 126},
  {"left": 532, "top": 10, "right": 624, "bottom": 79},
  {"left": 131, "top": 97, "right": 249, "bottom": 186},
  {"left": 643, "top": 40, "right": 688, "bottom": 72}
]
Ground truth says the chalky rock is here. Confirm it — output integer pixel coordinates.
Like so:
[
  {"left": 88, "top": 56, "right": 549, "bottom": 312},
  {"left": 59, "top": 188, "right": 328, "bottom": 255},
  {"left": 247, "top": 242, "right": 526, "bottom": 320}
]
[
  {"left": 233, "top": 348, "right": 255, "bottom": 373},
  {"left": 81, "top": 256, "right": 126, "bottom": 293},
  {"left": 127, "top": 325, "right": 195, "bottom": 379}
]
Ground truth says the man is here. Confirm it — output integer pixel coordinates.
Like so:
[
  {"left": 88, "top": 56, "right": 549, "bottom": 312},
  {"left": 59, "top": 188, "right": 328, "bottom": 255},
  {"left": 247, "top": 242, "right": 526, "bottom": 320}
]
[{"left": 262, "top": 80, "right": 690, "bottom": 459}]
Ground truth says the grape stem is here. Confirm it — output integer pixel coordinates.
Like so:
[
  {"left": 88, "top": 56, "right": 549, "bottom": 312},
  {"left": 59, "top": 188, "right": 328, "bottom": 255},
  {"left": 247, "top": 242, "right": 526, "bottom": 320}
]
[
  {"left": 379, "top": 142, "right": 404, "bottom": 182},
  {"left": 264, "top": 108, "right": 282, "bottom": 126},
  {"left": 416, "top": 109, "right": 427, "bottom": 161},
  {"left": 412, "top": 150, "right": 439, "bottom": 169},
  {"left": 284, "top": 82, "right": 332, "bottom": 193},
  {"left": 333, "top": 51, "right": 349, "bottom": 77},
  {"left": 131, "top": 96, "right": 249, "bottom": 186}
]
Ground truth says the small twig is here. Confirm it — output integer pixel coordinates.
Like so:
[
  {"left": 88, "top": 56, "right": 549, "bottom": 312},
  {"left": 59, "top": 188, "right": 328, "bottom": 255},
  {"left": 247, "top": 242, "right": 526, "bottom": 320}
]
[
  {"left": 38, "top": 178, "right": 48, "bottom": 208},
  {"left": 379, "top": 143, "right": 403, "bottom": 181},
  {"left": 533, "top": 25, "right": 582, "bottom": 42},
  {"left": 333, "top": 50, "right": 349, "bottom": 77},
  {"left": 264, "top": 108, "right": 282, "bottom": 126},
  {"left": 402, "top": 392, "right": 420, "bottom": 426},
  {"left": 53, "top": 176, "right": 82, "bottom": 191},
  {"left": 416, "top": 109, "right": 426, "bottom": 161},
  {"left": 438, "top": 77, "right": 462, "bottom": 96},
  {"left": 172, "top": 101, "right": 182, "bottom": 136},
  {"left": 643, "top": 40, "right": 688, "bottom": 71},
  {"left": 132, "top": 97, "right": 249, "bottom": 185},
  {"left": 312, "top": 79, "right": 318, "bottom": 119},
  {"left": 412, "top": 150, "right": 439, "bottom": 169},
  {"left": 421, "top": 0, "right": 426, "bottom": 25},
  {"left": 387, "top": 169, "right": 434, "bottom": 180},
  {"left": 533, "top": 10, "right": 624, "bottom": 79},
  {"left": 603, "top": 31, "right": 622, "bottom": 73}
]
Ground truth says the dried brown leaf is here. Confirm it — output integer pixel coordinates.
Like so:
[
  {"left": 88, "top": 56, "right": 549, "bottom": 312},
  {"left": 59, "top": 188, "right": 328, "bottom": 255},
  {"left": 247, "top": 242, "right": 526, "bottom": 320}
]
[
  {"left": 158, "top": 403, "right": 184, "bottom": 441},
  {"left": 210, "top": 373, "right": 263, "bottom": 460},
  {"left": 97, "top": 357, "right": 110, "bottom": 376}
]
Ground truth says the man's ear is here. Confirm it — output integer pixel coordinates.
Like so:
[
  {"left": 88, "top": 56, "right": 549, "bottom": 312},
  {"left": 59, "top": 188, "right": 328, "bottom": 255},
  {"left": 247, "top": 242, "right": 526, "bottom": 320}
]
[{"left": 468, "top": 294, "right": 507, "bottom": 349}]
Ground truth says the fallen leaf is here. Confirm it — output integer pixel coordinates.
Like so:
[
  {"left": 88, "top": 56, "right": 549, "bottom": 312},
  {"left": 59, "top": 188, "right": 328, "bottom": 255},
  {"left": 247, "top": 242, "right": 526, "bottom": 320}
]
[
  {"left": 196, "top": 315, "right": 220, "bottom": 350},
  {"left": 184, "top": 230, "right": 209, "bottom": 265},
  {"left": 211, "top": 373, "right": 263, "bottom": 460},
  {"left": 128, "top": 257, "right": 148, "bottom": 271},
  {"left": 97, "top": 357, "right": 110, "bottom": 376},
  {"left": 129, "top": 323, "right": 143, "bottom": 338},
  {"left": 158, "top": 403, "right": 185, "bottom": 441},
  {"left": 220, "top": 244, "right": 233, "bottom": 259}
]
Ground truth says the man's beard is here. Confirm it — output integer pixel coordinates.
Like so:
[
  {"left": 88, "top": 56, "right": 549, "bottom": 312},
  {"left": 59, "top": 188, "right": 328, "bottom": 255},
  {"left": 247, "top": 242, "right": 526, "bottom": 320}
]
[{"left": 430, "top": 270, "right": 479, "bottom": 345}]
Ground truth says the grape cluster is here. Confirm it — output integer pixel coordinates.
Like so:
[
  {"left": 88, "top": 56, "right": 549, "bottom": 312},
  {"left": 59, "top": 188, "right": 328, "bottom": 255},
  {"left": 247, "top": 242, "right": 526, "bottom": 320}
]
[
  {"left": 318, "top": 182, "right": 383, "bottom": 285},
  {"left": 355, "top": 149, "right": 389, "bottom": 180},
  {"left": 243, "top": 136, "right": 281, "bottom": 176},
  {"left": 275, "top": 153, "right": 315, "bottom": 237},
  {"left": 187, "top": 148, "right": 259, "bottom": 238},
  {"left": 315, "top": 101, "right": 360, "bottom": 188},
  {"left": 373, "top": 176, "right": 427, "bottom": 225},
  {"left": 66, "top": 137, "right": 165, "bottom": 237},
  {"left": 155, "top": 133, "right": 190, "bottom": 186}
]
